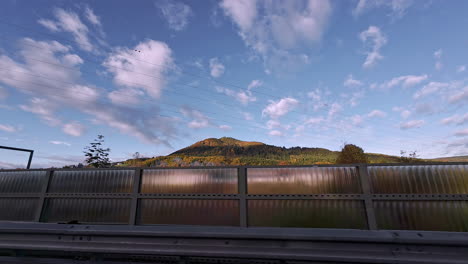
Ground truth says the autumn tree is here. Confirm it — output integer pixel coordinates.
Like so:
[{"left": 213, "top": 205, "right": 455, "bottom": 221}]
[
  {"left": 335, "top": 144, "right": 368, "bottom": 164},
  {"left": 83, "top": 135, "right": 111, "bottom": 168}
]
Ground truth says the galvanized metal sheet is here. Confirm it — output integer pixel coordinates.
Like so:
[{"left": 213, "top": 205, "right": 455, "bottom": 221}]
[
  {"left": 0, "top": 171, "right": 46, "bottom": 193},
  {"left": 247, "top": 167, "right": 361, "bottom": 194},
  {"left": 248, "top": 199, "right": 367, "bottom": 229},
  {"left": 369, "top": 165, "right": 468, "bottom": 194},
  {"left": 48, "top": 170, "right": 134, "bottom": 193},
  {"left": 41, "top": 198, "right": 131, "bottom": 224},
  {"left": 374, "top": 200, "right": 468, "bottom": 232},
  {"left": 0, "top": 198, "right": 39, "bottom": 221},
  {"left": 138, "top": 199, "right": 240, "bottom": 226},
  {"left": 141, "top": 169, "right": 238, "bottom": 194}
]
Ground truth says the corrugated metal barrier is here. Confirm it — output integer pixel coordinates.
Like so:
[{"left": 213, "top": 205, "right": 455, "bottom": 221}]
[{"left": 0, "top": 163, "right": 467, "bottom": 231}]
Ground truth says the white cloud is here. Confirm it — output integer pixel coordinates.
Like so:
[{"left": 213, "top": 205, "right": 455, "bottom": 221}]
[
  {"left": 103, "top": 39, "right": 174, "bottom": 99},
  {"left": 457, "top": 65, "right": 466, "bottom": 73},
  {"left": 351, "top": 115, "right": 364, "bottom": 126},
  {"left": 454, "top": 128, "right": 468, "bottom": 137},
  {"left": 242, "top": 112, "right": 254, "bottom": 121},
  {"left": 247, "top": 79, "right": 263, "bottom": 90},
  {"left": 343, "top": 74, "right": 363, "bottom": 87},
  {"left": 84, "top": 6, "right": 101, "bottom": 26},
  {"left": 359, "top": 26, "right": 387, "bottom": 68},
  {"left": 353, "top": 0, "right": 413, "bottom": 19},
  {"left": 413, "top": 82, "right": 449, "bottom": 99},
  {"left": 434, "top": 49, "right": 443, "bottom": 70},
  {"left": 38, "top": 8, "right": 93, "bottom": 52},
  {"left": 156, "top": 0, "right": 193, "bottom": 31},
  {"left": 266, "top": 119, "right": 281, "bottom": 129},
  {"left": 328, "top": 102, "right": 342, "bottom": 118},
  {"left": 441, "top": 113, "right": 468, "bottom": 126},
  {"left": 216, "top": 86, "right": 256, "bottom": 105},
  {"left": 350, "top": 90, "right": 365, "bottom": 107},
  {"left": 367, "top": 109, "right": 387, "bottom": 118},
  {"left": 448, "top": 86, "right": 468, "bottom": 104},
  {"left": 262, "top": 97, "right": 299, "bottom": 119},
  {"left": 305, "top": 117, "right": 324, "bottom": 125},
  {"left": 219, "top": 125, "right": 232, "bottom": 131},
  {"left": 180, "top": 106, "right": 211, "bottom": 129},
  {"left": 269, "top": 130, "right": 283, "bottom": 136},
  {"left": 0, "top": 38, "right": 177, "bottom": 145},
  {"left": 220, "top": 0, "right": 331, "bottom": 72},
  {"left": 0, "top": 124, "right": 16, "bottom": 133},
  {"left": 401, "top": 110, "right": 411, "bottom": 119},
  {"left": 377, "top": 74, "right": 428, "bottom": 90},
  {"left": 49, "top": 140, "right": 71, "bottom": 146},
  {"left": 108, "top": 88, "right": 144, "bottom": 106},
  {"left": 400, "top": 119, "right": 425, "bottom": 129},
  {"left": 209, "top": 58, "right": 225, "bottom": 78},
  {"left": 62, "top": 122, "right": 86, "bottom": 136}
]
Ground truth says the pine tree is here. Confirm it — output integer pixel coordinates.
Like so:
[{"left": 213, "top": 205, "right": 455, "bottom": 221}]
[{"left": 83, "top": 135, "right": 111, "bottom": 168}]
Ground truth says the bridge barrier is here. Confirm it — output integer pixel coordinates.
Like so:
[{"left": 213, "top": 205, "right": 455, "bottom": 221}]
[{"left": 0, "top": 163, "right": 467, "bottom": 232}]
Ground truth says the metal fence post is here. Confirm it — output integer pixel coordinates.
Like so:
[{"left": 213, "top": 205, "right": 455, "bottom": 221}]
[
  {"left": 238, "top": 166, "right": 248, "bottom": 227},
  {"left": 358, "top": 164, "right": 377, "bottom": 230},
  {"left": 34, "top": 169, "right": 52, "bottom": 222},
  {"left": 129, "top": 168, "right": 142, "bottom": 225}
]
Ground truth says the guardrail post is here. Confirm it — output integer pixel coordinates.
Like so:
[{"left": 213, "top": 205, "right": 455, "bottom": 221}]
[
  {"left": 34, "top": 169, "right": 52, "bottom": 222},
  {"left": 129, "top": 168, "right": 142, "bottom": 225},
  {"left": 238, "top": 166, "right": 248, "bottom": 227},
  {"left": 358, "top": 164, "right": 377, "bottom": 230}
]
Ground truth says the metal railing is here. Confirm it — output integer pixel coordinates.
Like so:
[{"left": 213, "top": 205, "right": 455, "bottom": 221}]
[{"left": 0, "top": 163, "right": 467, "bottom": 232}]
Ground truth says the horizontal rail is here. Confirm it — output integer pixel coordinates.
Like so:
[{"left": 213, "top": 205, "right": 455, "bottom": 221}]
[{"left": 0, "top": 223, "right": 468, "bottom": 263}]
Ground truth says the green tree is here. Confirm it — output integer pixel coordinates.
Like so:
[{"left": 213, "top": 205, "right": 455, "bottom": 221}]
[
  {"left": 336, "top": 144, "right": 368, "bottom": 164},
  {"left": 83, "top": 135, "right": 111, "bottom": 168}
]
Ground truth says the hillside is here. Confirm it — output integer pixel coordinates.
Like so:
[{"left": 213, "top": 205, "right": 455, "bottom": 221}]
[
  {"left": 429, "top": 156, "right": 468, "bottom": 162},
  {"left": 120, "top": 137, "right": 404, "bottom": 167}
]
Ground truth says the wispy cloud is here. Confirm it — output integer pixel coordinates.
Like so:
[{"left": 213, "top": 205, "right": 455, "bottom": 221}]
[
  {"left": 360, "top": 26, "right": 387, "bottom": 68},
  {"left": 343, "top": 74, "right": 363, "bottom": 87},
  {"left": 0, "top": 124, "right": 17, "bottom": 133},
  {"left": 155, "top": 0, "right": 193, "bottom": 31},
  {"left": 400, "top": 119, "right": 425, "bottom": 129},
  {"left": 49, "top": 140, "right": 71, "bottom": 146},
  {"left": 209, "top": 57, "right": 225, "bottom": 78}
]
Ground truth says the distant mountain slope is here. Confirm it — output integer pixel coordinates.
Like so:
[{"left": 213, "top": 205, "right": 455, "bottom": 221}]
[
  {"left": 120, "top": 137, "right": 406, "bottom": 167},
  {"left": 428, "top": 156, "right": 468, "bottom": 162}
]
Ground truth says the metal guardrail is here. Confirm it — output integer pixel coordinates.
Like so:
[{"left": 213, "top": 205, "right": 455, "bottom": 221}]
[
  {"left": 0, "top": 222, "right": 468, "bottom": 263},
  {"left": 0, "top": 163, "right": 467, "bottom": 232}
]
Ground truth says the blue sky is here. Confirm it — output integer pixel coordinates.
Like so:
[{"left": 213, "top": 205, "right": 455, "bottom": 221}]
[{"left": 0, "top": 0, "right": 467, "bottom": 168}]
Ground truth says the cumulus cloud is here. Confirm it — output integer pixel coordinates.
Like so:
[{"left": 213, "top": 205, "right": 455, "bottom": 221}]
[
  {"left": 103, "top": 39, "right": 174, "bottom": 99},
  {"left": 353, "top": 0, "right": 413, "bottom": 19},
  {"left": 242, "top": 112, "right": 254, "bottom": 121},
  {"left": 376, "top": 74, "right": 428, "bottom": 90},
  {"left": 220, "top": 0, "right": 331, "bottom": 72},
  {"left": 359, "top": 26, "right": 387, "bottom": 68},
  {"left": 219, "top": 124, "right": 232, "bottom": 131},
  {"left": 108, "top": 89, "right": 144, "bottom": 106},
  {"left": 49, "top": 140, "right": 71, "bottom": 146},
  {"left": 393, "top": 107, "right": 411, "bottom": 119},
  {"left": 156, "top": 0, "right": 193, "bottom": 31},
  {"left": 216, "top": 86, "right": 256, "bottom": 105},
  {"left": 0, "top": 124, "right": 16, "bottom": 133},
  {"left": 209, "top": 58, "right": 225, "bottom": 78},
  {"left": 454, "top": 128, "right": 468, "bottom": 137},
  {"left": 180, "top": 106, "right": 211, "bottom": 129},
  {"left": 38, "top": 8, "right": 94, "bottom": 52},
  {"left": 0, "top": 38, "right": 178, "bottom": 145},
  {"left": 328, "top": 102, "right": 342, "bottom": 118},
  {"left": 62, "top": 122, "right": 86, "bottom": 136},
  {"left": 434, "top": 49, "right": 443, "bottom": 70},
  {"left": 413, "top": 82, "right": 449, "bottom": 99},
  {"left": 457, "top": 65, "right": 466, "bottom": 73},
  {"left": 441, "top": 113, "right": 468, "bottom": 126},
  {"left": 247, "top": 80, "right": 263, "bottom": 90},
  {"left": 262, "top": 97, "right": 299, "bottom": 119},
  {"left": 269, "top": 130, "right": 283, "bottom": 136},
  {"left": 343, "top": 74, "right": 363, "bottom": 87},
  {"left": 367, "top": 109, "right": 387, "bottom": 118},
  {"left": 351, "top": 115, "right": 364, "bottom": 126},
  {"left": 448, "top": 86, "right": 468, "bottom": 104},
  {"left": 400, "top": 119, "right": 425, "bottom": 129}
]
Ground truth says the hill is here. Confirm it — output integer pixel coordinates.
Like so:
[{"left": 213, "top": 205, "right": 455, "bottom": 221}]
[
  {"left": 428, "top": 156, "right": 468, "bottom": 162},
  {"left": 120, "top": 137, "right": 404, "bottom": 167}
]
